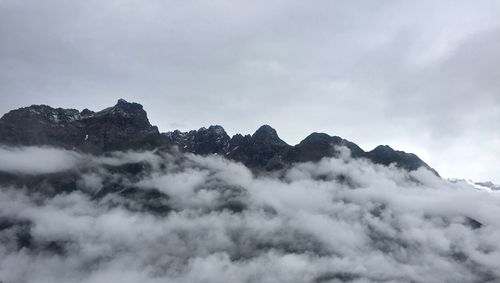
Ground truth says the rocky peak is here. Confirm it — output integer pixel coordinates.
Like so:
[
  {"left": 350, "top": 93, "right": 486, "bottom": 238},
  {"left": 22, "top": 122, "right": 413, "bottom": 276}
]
[
  {"left": 475, "top": 181, "right": 500, "bottom": 191},
  {"left": 367, "top": 145, "right": 438, "bottom": 175},
  {"left": 164, "top": 125, "right": 230, "bottom": 155},
  {"left": 81, "top": 108, "right": 95, "bottom": 118},
  {"left": 0, "top": 104, "right": 85, "bottom": 148},
  {"left": 94, "top": 99, "right": 144, "bottom": 117},
  {"left": 369, "top": 145, "right": 410, "bottom": 159},
  {"left": 0, "top": 100, "right": 440, "bottom": 175},
  {"left": 252, "top": 125, "right": 288, "bottom": 146},
  {"left": 206, "top": 125, "right": 227, "bottom": 136},
  {"left": 1, "top": 104, "right": 81, "bottom": 124},
  {"left": 371, "top": 145, "right": 393, "bottom": 153},
  {"left": 224, "top": 125, "right": 289, "bottom": 170},
  {"left": 195, "top": 125, "right": 230, "bottom": 142},
  {"left": 115, "top": 98, "right": 144, "bottom": 112},
  {"left": 299, "top": 132, "right": 340, "bottom": 145},
  {"left": 90, "top": 99, "right": 152, "bottom": 130},
  {"left": 0, "top": 100, "right": 163, "bottom": 153},
  {"left": 287, "top": 132, "right": 365, "bottom": 162}
]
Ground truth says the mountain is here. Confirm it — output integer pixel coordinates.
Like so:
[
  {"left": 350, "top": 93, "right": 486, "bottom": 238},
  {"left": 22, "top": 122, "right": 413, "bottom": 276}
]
[
  {"left": 0, "top": 99, "right": 164, "bottom": 154},
  {"left": 0, "top": 99, "right": 438, "bottom": 175},
  {"left": 448, "top": 179, "right": 500, "bottom": 192},
  {"left": 6, "top": 100, "right": 500, "bottom": 282},
  {"left": 475, "top": 181, "right": 500, "bottom": 191}
]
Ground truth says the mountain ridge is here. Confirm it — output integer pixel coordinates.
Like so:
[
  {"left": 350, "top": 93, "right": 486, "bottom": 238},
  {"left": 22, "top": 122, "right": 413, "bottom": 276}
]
[{"left": 0, "top": 99, "right": 439, "bottom": 175}]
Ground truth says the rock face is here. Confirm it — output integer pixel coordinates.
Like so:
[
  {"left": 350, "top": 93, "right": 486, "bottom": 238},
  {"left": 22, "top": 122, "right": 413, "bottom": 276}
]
[
  {"left": 226, "top": 125, "right": 290, "bottom": 170},
  {"left": 164, "top": 124, "right": 437, "bottom": 174},
  {"left": 366, "top": 145, "right": 439, "bottom": 175},
  {"left": 285, "top": 132, "right": 366, "bottom": 163},
  {"left": 78, "top": 99, "right": 163, "bottom": 153},
  {"left": 475, "top": 181, "right": 500, "bottom": 191},
  {"left": 164, "top": 125, "right": 230, "bottom": 155},
  {"left": 0, "top": 99, "right": 164, "bottom": 154},
  {"left": 0, "top": 99, "right": 439, "bottom": 175}
]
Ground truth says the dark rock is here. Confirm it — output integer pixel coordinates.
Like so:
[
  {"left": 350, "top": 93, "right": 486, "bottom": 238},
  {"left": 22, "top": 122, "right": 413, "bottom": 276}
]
[
  {"left": 227, "top": 125, "right": 289, "bottom": 170},
  {"left": 251, "top": 125, "right": 288, "bottom": 146},
  {"left": 78, "top": 99, "right": 165, "bottom": 153},
  {"left": 285, "top": 132, "right": 365, "bottom": 163},
  {"left": 0, "top": 105, "right": 86, "bottom": 148},
  {"left": 314, "top": 272, "right": 361, "bottom": 282},
  {"left": 464, "top": 217, "right": 483, "bottom": 230},
  {"left": 0, "top": 217, "right": 33, "bottom": 250},
  {"left": 474, "top": 181, "right": 500, "bottom": 191},
  {"left": 164, "top": 125, "right": 230, "bottom": 155},
  {"left": 0, "top": 171, "right": 80, "bottom": 197},
  {"left": 0, "top": 99, "right": 167, "bottom": 154},
  {"left": 367, "top": 145, "right": 439, "bottom": 176},
  {"left": 0, "top": 100, "right": 439, "bottom": 175}
]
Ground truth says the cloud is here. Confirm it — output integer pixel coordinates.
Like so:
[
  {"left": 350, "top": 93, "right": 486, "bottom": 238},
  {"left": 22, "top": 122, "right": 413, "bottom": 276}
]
[
  {"left": 0, "top": 146, "right": 500, "bottom": 282},
  {"left": 0, "top": 146, "right": 82, "bottom": 174}
]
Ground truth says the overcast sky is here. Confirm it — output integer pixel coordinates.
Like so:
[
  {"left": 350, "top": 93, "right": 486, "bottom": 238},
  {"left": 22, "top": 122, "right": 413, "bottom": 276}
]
[{"left": 0, "top": 0, "right": 499, "bottom": 182}]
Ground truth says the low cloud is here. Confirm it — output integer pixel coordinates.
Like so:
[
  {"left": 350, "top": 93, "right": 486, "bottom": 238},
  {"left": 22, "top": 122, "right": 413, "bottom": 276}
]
[
  {"left": 0, "top": 146, "right": 82, "bottom": 174},
  {"left": 0, "top": 146, "right": 499, "bottom": 283}
]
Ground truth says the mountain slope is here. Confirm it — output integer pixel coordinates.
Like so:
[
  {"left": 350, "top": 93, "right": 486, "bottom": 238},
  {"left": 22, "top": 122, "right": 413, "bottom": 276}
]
[{"left": 0, "top": 99, "right": 438, "bottom": 175}]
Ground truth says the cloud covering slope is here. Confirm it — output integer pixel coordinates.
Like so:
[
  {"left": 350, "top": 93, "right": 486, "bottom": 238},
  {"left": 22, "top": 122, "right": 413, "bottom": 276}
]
[{"left": 0, "top": 147, "right": 499, "bottom": 283}]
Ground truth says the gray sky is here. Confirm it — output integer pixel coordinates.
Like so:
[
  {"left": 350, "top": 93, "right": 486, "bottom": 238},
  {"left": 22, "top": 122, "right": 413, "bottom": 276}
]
[{"left": 1, "top": 0, "right": 499, "bottom": 182}]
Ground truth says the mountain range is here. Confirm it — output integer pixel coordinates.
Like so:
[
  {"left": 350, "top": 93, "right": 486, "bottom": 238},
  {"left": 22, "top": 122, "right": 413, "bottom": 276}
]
[
  {"left": 3, "top": 99, "right": 500, "bottom": 283},
  {"left": 0, "top": 99, "right": 438, "bottom": 175}
]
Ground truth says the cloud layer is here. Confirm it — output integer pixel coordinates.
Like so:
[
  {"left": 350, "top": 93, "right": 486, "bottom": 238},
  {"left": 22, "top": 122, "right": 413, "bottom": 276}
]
[{"left": 0, "top": 147, "right": 499, "bottom": 283}]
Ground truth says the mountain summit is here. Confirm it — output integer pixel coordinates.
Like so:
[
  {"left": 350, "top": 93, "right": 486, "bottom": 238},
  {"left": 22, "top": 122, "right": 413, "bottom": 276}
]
[
  {"left": 0, "top": 100, "right": 438, "bottom": 175},
  {"left": 0, "top": 99, "right": 162, "bottom": 153},
  {"left": 252, "top": 125, "right": 288, "bottom": 146}
]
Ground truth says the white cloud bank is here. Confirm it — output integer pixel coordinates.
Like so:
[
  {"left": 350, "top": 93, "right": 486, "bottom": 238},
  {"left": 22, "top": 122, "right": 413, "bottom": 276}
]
[
  {"left": 0, "top": 147, "right": 499, "bottom": 283},
  {"left": 0, "top": 146, "right": 82, "bottom": 174}
]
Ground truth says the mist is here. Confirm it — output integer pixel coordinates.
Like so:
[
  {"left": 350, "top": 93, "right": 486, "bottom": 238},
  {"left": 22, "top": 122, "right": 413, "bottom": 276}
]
[{"left": 0, "top": 147, "right": 499, "bottom": 283}]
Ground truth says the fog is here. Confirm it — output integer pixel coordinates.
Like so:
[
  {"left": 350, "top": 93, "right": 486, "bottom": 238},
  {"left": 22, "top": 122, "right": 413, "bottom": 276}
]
[{"left": 0, "top": 147, "right": 499, "bottom": 283}]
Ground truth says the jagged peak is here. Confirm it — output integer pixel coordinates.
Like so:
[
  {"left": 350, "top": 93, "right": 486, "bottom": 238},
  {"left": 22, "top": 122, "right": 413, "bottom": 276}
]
[
  {"left": 299, "top": 132, "right": 353, "bottom": 150},
  {"left": 371, "top": 145, "right": 393, "bottom": 151},
  {"left": 254, "top": 125, "right": 276, "bottom": 135},
  {"left": 306, "top": 132, "right": 331, "bottom": 138},
  {"left": 366, "top": 144, "right": 438, "bottom": 175},
  {"left": 0, "top": 104, "right": 82, "bottom": 124},
  {"left": 206, "top": 125, "right": 228, "bottom": 135},
  {"left": 300, "top": 132, "right": 338, "bottom": 144},
  {"left": 252, "top": 125, "right": 287, "bottom": 145},
  {"left": 0, "top": 101, "right": 439, "bottom": 175},
  {"left": 230, "top": 133, "right": 250, "bottom": 143},
  {"left": 370, "top": 145, "right": 417, "bottom": 157},
  {"left": 369, "top": 145, "right": 420, "bottom": 159},
  {"left": 114, "top": 99, "right": 144, "bottom": 110},
  {"left": 25, "top": 104, "right": 55, "bottom": 110},
  {"left": 81, "top": 108, "right": 95, "bottom": 117},
  {"left": 94, "top": 99, "right": 146, "bottom": 119},
  {"left": 188, "top": 125, "right": 228, "bottom": 136},
  {"left": 252, "top": 125, "right": 279, "bottom": 139},
  {"left": 7, "top": 104, "right": 58, "bottom": 116}
]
